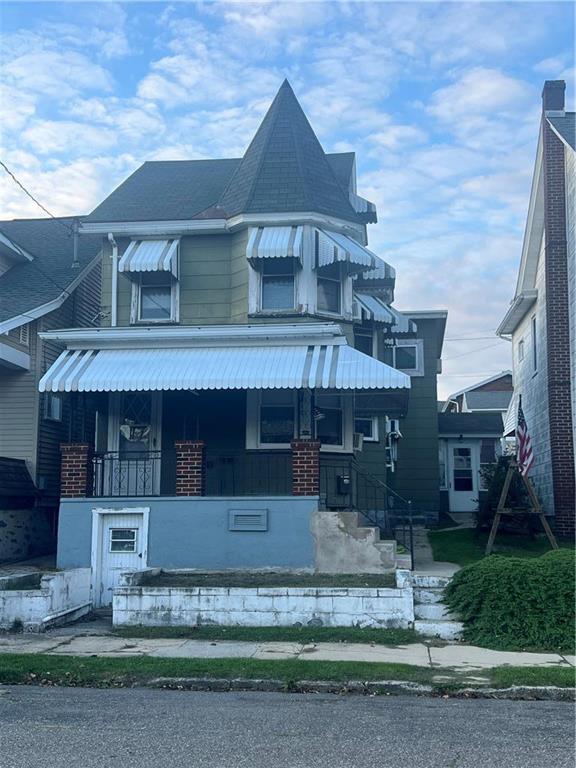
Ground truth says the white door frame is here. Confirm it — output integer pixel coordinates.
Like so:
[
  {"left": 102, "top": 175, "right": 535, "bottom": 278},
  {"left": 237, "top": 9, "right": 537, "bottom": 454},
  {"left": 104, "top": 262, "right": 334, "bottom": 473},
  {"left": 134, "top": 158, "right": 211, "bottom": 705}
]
[
  {"left": 447, "top": 442, "right": 479, "bottom": 512},
  {"left": 91, "top": 506, "right": 149, "bottom": 607}
]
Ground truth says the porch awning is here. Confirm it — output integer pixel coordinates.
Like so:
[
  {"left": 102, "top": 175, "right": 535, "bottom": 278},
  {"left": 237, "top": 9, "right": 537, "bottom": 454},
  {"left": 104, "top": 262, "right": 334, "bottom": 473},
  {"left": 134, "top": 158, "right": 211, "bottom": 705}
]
[
  {"left": 315, "top": 229, "right": 376, "bottom": 274},
  {"left": 118, "top": 239, "right": 179, "bottom": 277},
  {"left": 246, "top": 226, "right": 303, "bottom": 264},
  {"left": 39, "top": 343, "right": 410, "bottom": 393}
]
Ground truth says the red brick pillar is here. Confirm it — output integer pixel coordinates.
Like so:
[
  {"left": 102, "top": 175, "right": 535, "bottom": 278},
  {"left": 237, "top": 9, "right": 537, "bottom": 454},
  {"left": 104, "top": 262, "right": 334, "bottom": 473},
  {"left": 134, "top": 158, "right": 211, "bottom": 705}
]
[
  {"left": 175, "top": 440, "right": 204, "bottom": 496},
  {"left": 60, "top": 443, "right": 92, "bottom": 498},
  {"left": 291, "top": 440, "right": 320, "bottom": 496}
]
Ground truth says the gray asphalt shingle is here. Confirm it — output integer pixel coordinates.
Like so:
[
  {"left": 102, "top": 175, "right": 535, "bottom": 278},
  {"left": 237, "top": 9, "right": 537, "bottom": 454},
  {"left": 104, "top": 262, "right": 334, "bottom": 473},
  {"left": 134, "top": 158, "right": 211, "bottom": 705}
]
[
  {"left": 547, "top": 113, "right": 575, "bottom": 150},
  {"left": 0, "top": 217, "right": 101, "bottom": 325},
  {"left": 438, "top": 412, "right": 504, "bottom": 436}
]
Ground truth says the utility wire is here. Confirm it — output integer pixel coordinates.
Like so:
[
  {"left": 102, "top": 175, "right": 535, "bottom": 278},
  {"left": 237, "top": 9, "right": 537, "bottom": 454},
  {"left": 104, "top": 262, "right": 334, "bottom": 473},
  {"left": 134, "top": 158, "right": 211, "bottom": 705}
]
[
  {"left": 442, "top": 341, "right": 508, "bottom": 361},
  {"left": 0, "top": 160, "right": 74, "bottom": 234}
]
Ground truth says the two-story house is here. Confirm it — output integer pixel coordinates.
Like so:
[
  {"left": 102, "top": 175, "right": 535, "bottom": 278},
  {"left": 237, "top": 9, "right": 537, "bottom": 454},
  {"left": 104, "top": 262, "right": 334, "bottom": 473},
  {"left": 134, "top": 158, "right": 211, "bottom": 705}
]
[
  {"left": 0, "top": 217, "right": 101, "bottom": 562},
  {"left": 497, "top": 80, "right": 575, "bottom": 537},
  {"left": 37, "top": 81, "right": 446, "bottom": 604}
]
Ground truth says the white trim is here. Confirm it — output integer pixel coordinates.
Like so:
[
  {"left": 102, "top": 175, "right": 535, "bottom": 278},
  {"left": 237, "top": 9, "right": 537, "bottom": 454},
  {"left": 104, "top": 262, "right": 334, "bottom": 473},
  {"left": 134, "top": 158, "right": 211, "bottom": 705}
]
[
  {"left": 0, "top": 341, "right": 30, "bottom": 370},
  {"left": 81, "top": 212, "right": 365, "bottom": 240},
  {"left": 354, "top": 415, "right": 379, "bottom": 442},
  {"left": 0, "top": 254, "right": 101, "bottom": 335},
  {"left": 392, "top": 338, "right": 424, "bottom": 377},
  {"left": 516, "top": 127, "right": 544, "bottom": 295},
  {"left": 90, "top": 506, "right": 149, "bottom": 607},
  {"left": 39, "top": 322, "right": 346, "bottom": 349}
]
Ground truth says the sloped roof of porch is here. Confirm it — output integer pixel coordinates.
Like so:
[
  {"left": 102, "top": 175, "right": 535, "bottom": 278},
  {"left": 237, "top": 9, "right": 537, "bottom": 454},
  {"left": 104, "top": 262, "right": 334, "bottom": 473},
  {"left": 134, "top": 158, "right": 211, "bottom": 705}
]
[{"left": 38, "top": 323, "right": 410, "bottom": 394}]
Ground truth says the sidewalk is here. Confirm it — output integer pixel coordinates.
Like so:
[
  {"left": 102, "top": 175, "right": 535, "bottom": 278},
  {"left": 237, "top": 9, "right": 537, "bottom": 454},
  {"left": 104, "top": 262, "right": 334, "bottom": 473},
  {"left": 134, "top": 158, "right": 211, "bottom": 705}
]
[{"left": 0, "top": 628, "right": 573, "bottom": 672}]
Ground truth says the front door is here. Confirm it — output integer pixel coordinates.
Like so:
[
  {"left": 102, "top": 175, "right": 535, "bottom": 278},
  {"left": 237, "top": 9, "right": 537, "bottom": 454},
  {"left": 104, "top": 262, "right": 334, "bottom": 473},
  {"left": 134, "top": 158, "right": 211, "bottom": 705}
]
[
  {"left": 448, "top": 443, "right": 478, "bottom": 512},
  {"left": 93, "top": 511, "right": 147, "bottom": 607},
  {"left": 107, "top": 392, "right": 162, "bottom": 495}
]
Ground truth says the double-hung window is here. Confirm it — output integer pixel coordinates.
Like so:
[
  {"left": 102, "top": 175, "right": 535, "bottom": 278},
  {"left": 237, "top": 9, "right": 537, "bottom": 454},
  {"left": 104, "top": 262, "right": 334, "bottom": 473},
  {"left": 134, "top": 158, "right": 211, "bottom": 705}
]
[
  {"left": 354, "top": 416, "right": 378, "bottom": 442},
  {"left": 383, "top": 340, "right": 424, "bottom": 376},
  {"left": 315, "top": 394, "right": 343, "bottom": 447},
  {"left": 138, "top": 273, "right": 174, "bottom": 321},
  {"left": 354, "top": 324, "right": 375, "bottom": 357},
  {"left": 261, "top": 260, "right": 296, "bottom": 311},
  {"left": 259, "top": 391, "right": 296, "bottom": 446},
  {"left": 317, "top": 264, "right": 341, "bottom": 314}
]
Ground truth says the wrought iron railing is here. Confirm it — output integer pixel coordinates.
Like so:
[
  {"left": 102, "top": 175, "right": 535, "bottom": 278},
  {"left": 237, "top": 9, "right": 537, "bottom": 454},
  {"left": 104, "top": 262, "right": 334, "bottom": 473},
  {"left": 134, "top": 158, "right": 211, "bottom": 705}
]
[
  {"left": 92, "top": 451, "right": 164, "bottom": 497},
  {"left": 205, "top": 449, "right": 292, "bottom": 496},
  {"left": 319, "top": 456, "right": 418, "bottom": 568}
]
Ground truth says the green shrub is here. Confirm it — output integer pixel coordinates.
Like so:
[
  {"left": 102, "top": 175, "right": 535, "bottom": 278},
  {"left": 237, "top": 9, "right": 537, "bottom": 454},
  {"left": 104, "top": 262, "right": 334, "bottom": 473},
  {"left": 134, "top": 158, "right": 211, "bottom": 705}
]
[{"left": 444, "top": 549, "right": 576, "bottom": 652}]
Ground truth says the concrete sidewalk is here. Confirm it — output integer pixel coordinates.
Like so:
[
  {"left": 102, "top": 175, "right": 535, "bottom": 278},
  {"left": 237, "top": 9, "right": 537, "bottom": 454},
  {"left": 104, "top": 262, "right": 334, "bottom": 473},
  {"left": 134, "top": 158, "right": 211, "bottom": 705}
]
[{"left": 0, "top": 630, "right": 574, "bottom": 672}]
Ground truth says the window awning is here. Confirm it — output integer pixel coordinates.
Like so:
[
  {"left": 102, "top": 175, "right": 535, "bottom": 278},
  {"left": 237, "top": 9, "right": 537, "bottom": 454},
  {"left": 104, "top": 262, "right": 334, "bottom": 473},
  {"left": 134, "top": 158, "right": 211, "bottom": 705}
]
[
  {"left": 118, "top": 239, "right": 179, "bottom": 277},
  {"left": 354, "top": 293, "right": 395, "bottom": 325},
  {"left": 39, "top": 343, "right": 410, "bottom": 394},
  {"left": 315, "top": 229, "right": 376, "bottom": 274},
  {"left": 246, "top": 226, "right": 303, "bottom": 265}
]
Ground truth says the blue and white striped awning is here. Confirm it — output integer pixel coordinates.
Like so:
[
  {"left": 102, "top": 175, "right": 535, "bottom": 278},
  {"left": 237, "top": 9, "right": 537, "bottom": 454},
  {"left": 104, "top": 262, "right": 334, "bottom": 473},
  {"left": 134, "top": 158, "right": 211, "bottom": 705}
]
[
  {"left": 360, "top": 258, "right": 396, "bottom": 281},
  {"left": 246, "top": 226, "right": 303, "bottom": 264},
  {"left": 39, "top": 343, "right": 410, "bottom": 393},
  {"left": 118, "top": 239, "right": 179, "bottom": 276},
  {"left": 315, "top": 229, "right": 376, "bottom": 273},
  {"left": 354, "top": 293, "right": 395, "bottom": 325}
]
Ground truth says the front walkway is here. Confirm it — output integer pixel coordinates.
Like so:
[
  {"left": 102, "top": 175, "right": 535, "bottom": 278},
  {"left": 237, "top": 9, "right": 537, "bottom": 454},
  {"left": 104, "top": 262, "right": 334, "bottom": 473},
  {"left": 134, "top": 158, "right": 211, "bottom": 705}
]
[
  {"left": 0, "top": 628, "right": 573, "bottom": 672},
  {"left": 412, "top": 527, "right": 459, "bottom": 577}
]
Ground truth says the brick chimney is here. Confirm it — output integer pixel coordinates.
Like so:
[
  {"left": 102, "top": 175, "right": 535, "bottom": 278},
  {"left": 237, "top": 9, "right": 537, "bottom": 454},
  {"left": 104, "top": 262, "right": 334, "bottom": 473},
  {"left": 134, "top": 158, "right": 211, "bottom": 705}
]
[{"left": 542, "top": 80, "right": 565, "bottom": 112}]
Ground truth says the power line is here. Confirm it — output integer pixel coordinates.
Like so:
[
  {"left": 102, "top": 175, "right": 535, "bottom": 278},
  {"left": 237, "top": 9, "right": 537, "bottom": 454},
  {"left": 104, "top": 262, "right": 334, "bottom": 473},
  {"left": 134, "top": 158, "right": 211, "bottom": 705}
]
[
  {"left": 0, "top": 160, "right": 74, "bottom": 234},
  {"left": 442, "top": 341, "right": 507, "bottom": 361},
  {"left": 445, "top": 335, "right": 498, "bottom": 341}
]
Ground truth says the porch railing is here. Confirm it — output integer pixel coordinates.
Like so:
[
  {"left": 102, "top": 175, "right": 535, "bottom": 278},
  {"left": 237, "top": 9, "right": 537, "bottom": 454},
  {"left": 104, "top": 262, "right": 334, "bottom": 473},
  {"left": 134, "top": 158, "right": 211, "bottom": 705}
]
[
  {"left": 92, "top": 451, "right": 164, "bottom": 497},
  {"left": 319, "top": 456, "right": 418, "bottom": 567},
  {"left": 205, "top": 449, "right": 292, "bottom": 496}
]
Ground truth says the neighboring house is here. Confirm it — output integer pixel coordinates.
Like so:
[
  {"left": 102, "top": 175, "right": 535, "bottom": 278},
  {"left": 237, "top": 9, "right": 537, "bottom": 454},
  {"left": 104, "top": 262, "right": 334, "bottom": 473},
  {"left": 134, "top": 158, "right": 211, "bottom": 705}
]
[
  {"left": 497, "top": 80, "right": 575, "bottom": 537},
  {"left": 0, "top": 217, "right": 101, "bottom": 561},
  {"left": 37, "top": 81, "right": 446, "bottom": 603},
  {"left": 442, "top": 371, "right": 513, "bottom": 414},
  {"left": 438, "top": 412, "right": 504, "bottom": 514}
]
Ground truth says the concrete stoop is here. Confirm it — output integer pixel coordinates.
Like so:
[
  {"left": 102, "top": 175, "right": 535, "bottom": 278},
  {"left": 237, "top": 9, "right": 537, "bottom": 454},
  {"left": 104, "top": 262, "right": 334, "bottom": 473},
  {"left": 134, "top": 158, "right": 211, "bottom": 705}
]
[
  {"left": 312, "top": 510, "right": 396, "bottom": 574},
  {"left": 412, "top": 574, "right": 463, "bottom": 641}
]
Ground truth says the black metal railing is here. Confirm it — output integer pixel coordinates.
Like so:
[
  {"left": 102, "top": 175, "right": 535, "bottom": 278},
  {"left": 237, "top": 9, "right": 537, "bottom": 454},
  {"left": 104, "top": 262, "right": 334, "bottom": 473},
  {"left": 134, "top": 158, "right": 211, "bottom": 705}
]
[
  {"left": 319, "top": 456, "right": 418, "bottom": 568},
  {"left": 92, "top": 451, "right": 163, "bottom": 497},
  {"left": 205, "top": 449, "right": 292, "bottom": 496}
]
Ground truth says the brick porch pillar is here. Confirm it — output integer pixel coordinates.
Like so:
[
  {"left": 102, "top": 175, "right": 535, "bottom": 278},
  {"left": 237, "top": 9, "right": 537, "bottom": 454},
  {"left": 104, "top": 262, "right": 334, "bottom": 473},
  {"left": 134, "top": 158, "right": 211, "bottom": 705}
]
[
  {"left": 60, "top": 443, "right": 92, "bottom": 498},
  {"left": 175, "top": 440, "right": 204, "bottom": 496},
  {"left": 291, "top": 440, "right": 320, "bottom": 496}
]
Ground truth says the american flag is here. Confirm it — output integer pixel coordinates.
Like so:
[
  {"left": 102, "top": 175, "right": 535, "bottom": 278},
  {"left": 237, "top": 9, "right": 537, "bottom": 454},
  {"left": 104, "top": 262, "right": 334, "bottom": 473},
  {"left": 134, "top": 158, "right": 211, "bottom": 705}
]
[{"left": 517, "top": 398, "right": 535, "bottom": 476}]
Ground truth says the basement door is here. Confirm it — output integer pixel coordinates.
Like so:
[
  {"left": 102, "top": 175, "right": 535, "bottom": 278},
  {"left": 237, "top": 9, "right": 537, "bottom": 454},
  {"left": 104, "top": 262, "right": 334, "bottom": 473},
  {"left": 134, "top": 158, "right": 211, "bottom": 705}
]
[
  {"left": 447, "top": 443, "right": 479, "bottom": 513},
  {"left": 93, "top": 510, "right": 148, "bottom": 608}
]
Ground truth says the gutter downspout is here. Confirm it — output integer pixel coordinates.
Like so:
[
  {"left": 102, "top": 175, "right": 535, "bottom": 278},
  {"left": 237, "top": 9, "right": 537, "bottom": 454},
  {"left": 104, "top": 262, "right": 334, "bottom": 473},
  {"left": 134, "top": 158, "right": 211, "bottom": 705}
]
[{"left": 108, "top": 233, "right": 118, "bottom": 327}]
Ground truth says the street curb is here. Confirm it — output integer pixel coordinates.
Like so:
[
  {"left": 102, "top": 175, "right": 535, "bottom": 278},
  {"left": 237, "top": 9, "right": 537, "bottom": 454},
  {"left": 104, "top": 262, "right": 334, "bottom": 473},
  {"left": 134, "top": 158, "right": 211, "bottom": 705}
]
[{"left": 145, "top": 677, "right": 576, "bottom": 701}]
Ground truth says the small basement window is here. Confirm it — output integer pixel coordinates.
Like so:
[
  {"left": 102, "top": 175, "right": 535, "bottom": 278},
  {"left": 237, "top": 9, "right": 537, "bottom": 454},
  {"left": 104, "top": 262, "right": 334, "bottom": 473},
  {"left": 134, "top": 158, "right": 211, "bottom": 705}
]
[{"left": 109, "top": 528, "right": 137, "bottom": 553}]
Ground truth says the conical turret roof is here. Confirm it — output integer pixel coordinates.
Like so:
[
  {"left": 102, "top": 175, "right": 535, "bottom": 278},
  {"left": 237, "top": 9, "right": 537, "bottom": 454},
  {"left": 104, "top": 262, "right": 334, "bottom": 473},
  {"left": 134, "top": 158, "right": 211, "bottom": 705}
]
[{"left": 218, "top": 80, "right": 360, "bottom": 222}]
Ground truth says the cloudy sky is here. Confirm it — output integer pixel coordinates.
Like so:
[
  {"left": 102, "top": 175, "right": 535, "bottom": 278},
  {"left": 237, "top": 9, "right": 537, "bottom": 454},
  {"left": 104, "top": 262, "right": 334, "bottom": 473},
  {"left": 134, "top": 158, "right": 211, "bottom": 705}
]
[{"left": 1, "top": 1, "right": 574, "bottom": 397}]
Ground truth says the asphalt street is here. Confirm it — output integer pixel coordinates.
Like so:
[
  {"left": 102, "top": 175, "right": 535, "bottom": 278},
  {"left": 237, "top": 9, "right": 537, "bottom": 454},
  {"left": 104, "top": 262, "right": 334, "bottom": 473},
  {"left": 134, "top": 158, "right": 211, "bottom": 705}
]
[{"left": 0, "top": 686, "right": 573, "bottom": 768}]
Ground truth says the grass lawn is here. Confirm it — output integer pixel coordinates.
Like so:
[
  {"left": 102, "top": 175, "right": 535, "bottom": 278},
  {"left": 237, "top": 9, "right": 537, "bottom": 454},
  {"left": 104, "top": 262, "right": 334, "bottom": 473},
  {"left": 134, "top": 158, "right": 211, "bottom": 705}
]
[
  {"left": 428, "top": 528, "right": 572, "bottom": 567},
  {"left": 138, "top": 572, "right": 396, "bottom": 589},
  {"left": 114, "top": 625, "right": 420, "bottom": 645},
  {"left": 0, "top": 654, "right": 573, "bottom": 691}
]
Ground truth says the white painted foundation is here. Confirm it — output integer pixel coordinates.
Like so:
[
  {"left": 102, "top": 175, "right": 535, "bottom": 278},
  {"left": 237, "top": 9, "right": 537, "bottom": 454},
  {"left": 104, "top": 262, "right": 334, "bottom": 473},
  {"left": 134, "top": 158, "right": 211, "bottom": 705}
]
[{"left": 113, "top": 571, "right": 414, "bottom": 629}]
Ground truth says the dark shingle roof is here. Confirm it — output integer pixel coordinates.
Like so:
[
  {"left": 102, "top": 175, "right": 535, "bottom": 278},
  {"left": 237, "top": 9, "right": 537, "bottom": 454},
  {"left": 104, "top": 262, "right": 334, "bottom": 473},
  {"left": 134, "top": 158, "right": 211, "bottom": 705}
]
[
  {"left": 464, "top": 391, "right": 512, "bottom": 412},
  {"left": 0, "top": 217, "right": 101, "bottom": 326},
  {"left": 87, "top": 158, "right": 239, "bottom": 223},
  {"left": 547, "top": 113, "right": 575, "bottom": 150},
  {"left": 438, "top": 412, "right": 504, "bottom": 436},
  {"left": 218, "top": 80, "right": 360, "bottom": 223}
]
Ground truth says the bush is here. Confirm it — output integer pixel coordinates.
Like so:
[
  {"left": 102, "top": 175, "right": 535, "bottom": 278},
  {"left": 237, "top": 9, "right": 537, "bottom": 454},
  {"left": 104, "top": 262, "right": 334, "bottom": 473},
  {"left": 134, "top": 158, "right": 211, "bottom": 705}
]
[{"left": 444, "top": 549, "right": 576, "bottom": 652}]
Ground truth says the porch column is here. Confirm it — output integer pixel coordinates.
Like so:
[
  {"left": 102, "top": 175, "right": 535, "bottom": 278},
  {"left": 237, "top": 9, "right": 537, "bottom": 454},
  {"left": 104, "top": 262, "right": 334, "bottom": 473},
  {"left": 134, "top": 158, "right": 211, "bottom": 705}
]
[
  {"left": 175, "top": 440, "right": 204, "bottom": 496},
  {"left": 291, "top": 440, "right": 320, "bottom": 496},
  {"left": 60, "top": 443, "right": 92, "bottom": 498}
]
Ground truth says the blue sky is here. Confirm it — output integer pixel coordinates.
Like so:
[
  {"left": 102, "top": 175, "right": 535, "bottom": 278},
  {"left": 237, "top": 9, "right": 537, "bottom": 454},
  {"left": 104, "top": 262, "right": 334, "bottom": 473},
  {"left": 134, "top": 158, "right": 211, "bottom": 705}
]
[{"left": 1, "top": 1, "right": 574, "bottom": 397}]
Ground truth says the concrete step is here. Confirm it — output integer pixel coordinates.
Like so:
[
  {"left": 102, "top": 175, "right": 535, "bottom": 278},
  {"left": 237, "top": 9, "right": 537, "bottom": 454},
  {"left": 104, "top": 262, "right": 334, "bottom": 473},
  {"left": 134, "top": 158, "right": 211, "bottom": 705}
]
[
  {"left": 413, "top": 587, "right": 445, "bottom": 604},
  {"left": 396, "top": 553, "right": 412, "bottom": 570},
  {"left": 414, "top": 618, "right": 463, "bottom": 641},
  {"left": 412, "top": 574, "right": 452, "bottom": 589},
  {"left": 414, "top": 603, "right": 457, "bottom": 621}
]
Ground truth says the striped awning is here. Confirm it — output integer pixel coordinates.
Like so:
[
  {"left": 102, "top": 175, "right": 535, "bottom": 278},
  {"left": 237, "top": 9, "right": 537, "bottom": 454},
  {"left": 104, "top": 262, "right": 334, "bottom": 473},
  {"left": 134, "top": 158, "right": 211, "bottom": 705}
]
[
  {"left": 118, "top": 239, "right": 179, "bottom": 276},
  {"left": 360, "top": 259, "right": 396, "bottom": 281},
  {"left": 315, "top": 229, "right": 376, "bottom": 274},
  {"left": 246, "top": 226, "right": 303, "bottom": 264},
  {"left": 39, "top": 343, "right": 410, "bottom": 393},
  {"left": 354, "top": 293, "right": 395, "bottom": 325}
]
